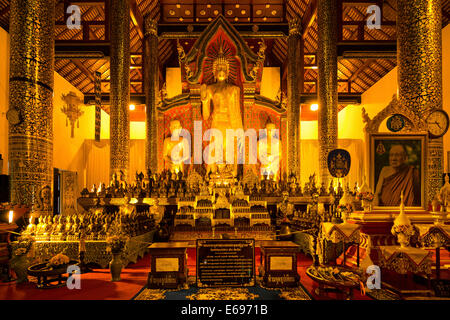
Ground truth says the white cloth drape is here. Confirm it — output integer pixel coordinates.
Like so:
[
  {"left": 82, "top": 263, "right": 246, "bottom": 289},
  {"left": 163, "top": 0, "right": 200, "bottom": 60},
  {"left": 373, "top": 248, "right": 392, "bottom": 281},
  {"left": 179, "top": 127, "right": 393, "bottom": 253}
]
[{"left": 83, "top": 139, "right": 146, "bottom": 189}]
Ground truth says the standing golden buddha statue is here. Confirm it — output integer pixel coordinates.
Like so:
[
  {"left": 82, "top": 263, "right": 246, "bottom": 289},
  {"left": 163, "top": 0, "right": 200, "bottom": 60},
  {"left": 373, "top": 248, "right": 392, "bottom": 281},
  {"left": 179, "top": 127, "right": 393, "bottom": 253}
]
[{"left": 201, "top": 46, "right": 243, "bottom": 177}]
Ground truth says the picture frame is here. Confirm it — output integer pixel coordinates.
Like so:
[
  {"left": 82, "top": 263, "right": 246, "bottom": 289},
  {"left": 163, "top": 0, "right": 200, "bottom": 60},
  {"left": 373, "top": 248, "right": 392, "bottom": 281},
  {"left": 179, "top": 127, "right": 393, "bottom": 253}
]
[{"left": 369, "top": 133, "right": 427, "bottom": 210}]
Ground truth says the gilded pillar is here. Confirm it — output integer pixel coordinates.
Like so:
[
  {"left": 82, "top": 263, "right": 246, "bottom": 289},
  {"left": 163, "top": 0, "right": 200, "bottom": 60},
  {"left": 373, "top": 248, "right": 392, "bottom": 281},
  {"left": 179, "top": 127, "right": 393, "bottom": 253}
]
[
  {"left": 397, "top": 0, "right": 443, "bottom": 204},
  {"left": 144, "top": 16, "right": 159, "bottom": 174},
  {"left": 317, "top": 0, "right": 338, "bottom": 186},
  {"left": 287, "top": 18, "right": 302, "bottom": 178},
  {"left": 8, "top": 0, "right": 55, "bottom": 215},
  {"left": 110, "top": 0, "right": 130, "bottom": 181}
]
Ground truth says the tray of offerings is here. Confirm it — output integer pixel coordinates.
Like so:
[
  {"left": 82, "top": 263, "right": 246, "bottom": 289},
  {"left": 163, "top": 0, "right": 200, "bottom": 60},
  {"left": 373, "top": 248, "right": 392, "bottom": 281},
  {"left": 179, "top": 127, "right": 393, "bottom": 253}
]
[
  {"left": 306, "top": 265, "right": 362, "bottom": 299},
  {"left": 28, "top": 260, "right": 79, "bottom": 289}
]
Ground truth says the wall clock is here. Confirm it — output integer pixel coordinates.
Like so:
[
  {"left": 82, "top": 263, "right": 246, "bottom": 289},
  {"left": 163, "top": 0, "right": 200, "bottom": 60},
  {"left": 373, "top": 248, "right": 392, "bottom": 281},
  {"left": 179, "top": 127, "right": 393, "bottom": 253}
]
[
  {"left": 426, "top": 109, "right": 449, "bottom": 139},
  {"left": 6, "top": 108, "right": 21, "bottom": 125},
  {"left": 386, "top": 114, "right": 405, "bottom": 132}
]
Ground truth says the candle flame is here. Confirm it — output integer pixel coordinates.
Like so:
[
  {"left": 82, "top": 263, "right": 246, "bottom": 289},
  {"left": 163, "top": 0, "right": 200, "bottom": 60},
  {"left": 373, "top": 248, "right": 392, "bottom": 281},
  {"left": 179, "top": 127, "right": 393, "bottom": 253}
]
[{"left": 8, "top": 210, "right": 13, "bottom": 224}]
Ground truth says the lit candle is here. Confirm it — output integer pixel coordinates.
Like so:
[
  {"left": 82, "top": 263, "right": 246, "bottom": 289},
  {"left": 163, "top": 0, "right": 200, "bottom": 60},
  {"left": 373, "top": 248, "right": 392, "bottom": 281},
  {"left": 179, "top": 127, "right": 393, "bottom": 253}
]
[{"left": 8, "top": 210, "right": 13, "bottom": 224}]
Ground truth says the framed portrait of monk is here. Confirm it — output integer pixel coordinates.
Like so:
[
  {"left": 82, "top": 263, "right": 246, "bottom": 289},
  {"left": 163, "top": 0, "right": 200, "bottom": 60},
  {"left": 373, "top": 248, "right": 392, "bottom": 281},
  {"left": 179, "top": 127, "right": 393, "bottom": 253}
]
[{"left": 370, "top": 133, "right": 427, "bottom": 210}]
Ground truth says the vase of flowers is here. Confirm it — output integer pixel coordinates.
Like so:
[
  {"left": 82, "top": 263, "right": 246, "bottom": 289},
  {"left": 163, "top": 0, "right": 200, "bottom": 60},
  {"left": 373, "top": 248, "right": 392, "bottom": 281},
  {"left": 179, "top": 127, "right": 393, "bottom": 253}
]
[
  {"left": 391, "top": 224, "right": 415, "bottom": 248},
  {"left": 106, "top": 234, "right": 128, "bottom": 281},
  {"left": 357, "top": 192, "right": 374, "bottom": 212},
  {"left": 10, "top": 235, "right": 34, "bottom": 284},
  {"left": 337, "top": 204, "right": 353, "bottom": 223}
]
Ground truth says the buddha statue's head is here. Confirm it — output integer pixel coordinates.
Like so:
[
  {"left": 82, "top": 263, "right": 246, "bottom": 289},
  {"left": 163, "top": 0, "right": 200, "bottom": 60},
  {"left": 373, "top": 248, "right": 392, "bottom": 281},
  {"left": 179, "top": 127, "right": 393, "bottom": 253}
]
[
  {"left": 213, "top": 48, "right": 230, "bottom": 82},
  {"left": 169, "top": 120, "right": 182, "bottom": 137}
]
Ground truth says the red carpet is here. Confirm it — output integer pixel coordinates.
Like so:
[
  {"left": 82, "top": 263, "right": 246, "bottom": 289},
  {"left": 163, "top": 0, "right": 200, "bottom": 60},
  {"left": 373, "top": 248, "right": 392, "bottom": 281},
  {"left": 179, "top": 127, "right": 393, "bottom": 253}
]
[{"left": 0, "top": 249, "right": 372, "bottom": 300}]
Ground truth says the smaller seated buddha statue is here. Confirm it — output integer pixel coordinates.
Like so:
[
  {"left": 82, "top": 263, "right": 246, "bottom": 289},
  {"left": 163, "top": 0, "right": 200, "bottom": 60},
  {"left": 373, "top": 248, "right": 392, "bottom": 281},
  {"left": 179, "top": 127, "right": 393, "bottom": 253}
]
[
  {"left": 35, "top": 216, "right": 46, "bottom": 235},
  {"left": 200, "top": 182, "right": 209, "bottom": 196},
  {"left": 168, "top": 183, "right": 176, "bottom": 198},
  {"left": 303, "top": 182, "right": 311, "bottom": 196},
  {"left": 86, "top": 217, "right": 96, "bottom": 237},
  {"left": 289, "top": 180, "right": 298, "bottom": 196},
  {"left": 69, "top": 216, "right": 80, "bottom": 238},
  {"left": 150, "top": 199, "right": 164, "bottom": 225},
  {"left": 42, "top": 216, "right": 53, "bottom": 239},
  {"left": 23, "top": 217, "right": 36, "bottom": 236},
  {"left": 52, "top": 215, "right": 64, "bottom": 235},
  {"left": 119, "top": 195, "right": 136, "bottom": 216},
  {"left": 277, "top": 191, "right": 294, "bottom": 224},
  {"left": 64, "top": 215, "right": 73, "bottom": 235},
  {"left": 236, "top": 181, "right": 245, "bottom": 196},
  {"left": 319, "top": 182, "right": 327, "bottom": 196}
]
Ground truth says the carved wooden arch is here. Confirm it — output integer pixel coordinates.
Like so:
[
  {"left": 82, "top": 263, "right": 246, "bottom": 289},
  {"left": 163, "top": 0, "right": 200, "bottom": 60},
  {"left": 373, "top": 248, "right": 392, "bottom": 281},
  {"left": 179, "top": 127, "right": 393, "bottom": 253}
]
[
  {"left": 362, "top": 95, "right": 427, "bottom": 134},
  {"left": 181, "top": 15, "right": 264, "bottom": 85}
]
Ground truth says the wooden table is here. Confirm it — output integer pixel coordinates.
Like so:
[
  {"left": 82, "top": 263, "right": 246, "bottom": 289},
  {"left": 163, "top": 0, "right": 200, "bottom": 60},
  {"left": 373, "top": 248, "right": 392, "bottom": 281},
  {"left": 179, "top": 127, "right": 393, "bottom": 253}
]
[
  {"left": 416, "top": 224, "right": 450, "bottom": 279},
  {"left": 378, "top": 246, "right": 433, "bottom": 298},
  {"left": 147, "top": 242, "right": 189, "bottom": 289},
  {"left": 321, "top": 222, "right": 361, "bottom": 267},
  {"left": 259, "top": 240, "right": 300, "bottom": 287}
]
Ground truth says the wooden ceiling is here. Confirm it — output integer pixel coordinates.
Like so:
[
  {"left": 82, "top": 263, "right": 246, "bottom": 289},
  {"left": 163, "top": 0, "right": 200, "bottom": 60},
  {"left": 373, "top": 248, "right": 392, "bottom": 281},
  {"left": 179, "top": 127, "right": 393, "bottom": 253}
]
[{"left": 0, "top": 0, "right": 449, "bottom": 118}]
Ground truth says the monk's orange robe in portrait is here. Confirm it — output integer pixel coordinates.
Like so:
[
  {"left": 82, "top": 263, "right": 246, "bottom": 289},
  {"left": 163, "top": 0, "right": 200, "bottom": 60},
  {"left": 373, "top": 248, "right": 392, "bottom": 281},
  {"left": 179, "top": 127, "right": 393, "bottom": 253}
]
[{"left": 380, "top": 165, "right": 421, "bottom": 206}]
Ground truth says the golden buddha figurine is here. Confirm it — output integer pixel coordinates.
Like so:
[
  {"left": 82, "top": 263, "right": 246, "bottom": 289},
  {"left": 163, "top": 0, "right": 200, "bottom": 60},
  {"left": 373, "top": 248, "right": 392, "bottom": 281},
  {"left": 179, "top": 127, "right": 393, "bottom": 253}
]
[
  {"left": 119, "top": 195, "right": 136, "bottom": 216},
  {"left": 150, "top": 199, "right": 164, "bottom": 225},
  {"left": 70, "top": 216, "right": 80, "bottom": 237},
  {"left": 201, "top": 46, "right": 243, "bottom": 177},
  {"left": 52, "top": 215, "right": 64, "bottom": 235},
  {"left": 163, "top": 120, "right": 190, "bottom": 175},
  {"left": 258, "top": 122, "right": 281, "bottom": 180},
  {"left": 35, "top": 216, "right": 45, "bottom": 235},
  {"left": 24, "top": 217, "right": 36, "bottom": 235},
  {"left": 65, "top": 215, "right": 73, "bottom": 235}
]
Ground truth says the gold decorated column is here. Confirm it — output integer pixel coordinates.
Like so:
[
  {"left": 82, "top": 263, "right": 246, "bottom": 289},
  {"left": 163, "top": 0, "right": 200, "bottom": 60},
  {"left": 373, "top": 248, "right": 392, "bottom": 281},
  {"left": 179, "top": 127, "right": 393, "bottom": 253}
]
[
  {"left": 317, "top": 0, "right": 338, "bottom": 186},
  {"left": 144, "top": 16, "right": 159, "bottom": 174},
  {"left": 8, "top": 0, "right": 55, "bottom": 215},
  {"left": 287, "top": 18, "right": 303, "bottom": 178},
  {"left": 110, "top": 0, "right": 130, "bottom": 180},
  {"left": 397, "top": 0, "right": 443, "bottom": 204}
]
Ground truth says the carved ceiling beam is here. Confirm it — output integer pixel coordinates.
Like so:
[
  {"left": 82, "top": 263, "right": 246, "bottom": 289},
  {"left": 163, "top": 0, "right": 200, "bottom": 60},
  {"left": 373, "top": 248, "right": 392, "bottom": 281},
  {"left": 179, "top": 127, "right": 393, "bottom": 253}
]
[
  {"left": 301, "top": 0, "right": 318, "bottom": 37},
  {"left": 130, "top": 0, "right": 144, "bottom": 40}
]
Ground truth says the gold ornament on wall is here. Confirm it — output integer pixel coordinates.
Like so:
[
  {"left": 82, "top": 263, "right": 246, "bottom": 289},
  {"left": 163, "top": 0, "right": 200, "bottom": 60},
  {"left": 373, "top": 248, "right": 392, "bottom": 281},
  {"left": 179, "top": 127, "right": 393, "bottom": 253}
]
[{"left": 61, "top": 92, "right": 84, "bottom": 138}]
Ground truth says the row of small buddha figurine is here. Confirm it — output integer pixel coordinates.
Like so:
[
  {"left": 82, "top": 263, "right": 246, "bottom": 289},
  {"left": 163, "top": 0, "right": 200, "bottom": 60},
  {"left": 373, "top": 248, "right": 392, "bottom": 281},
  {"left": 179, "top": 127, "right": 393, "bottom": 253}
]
[
  {"left": 82, "top": 170, "right": 359, "bottom": 200},
  {"left": 22, "top": 209, "right": 157, "bottom": 241}
]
